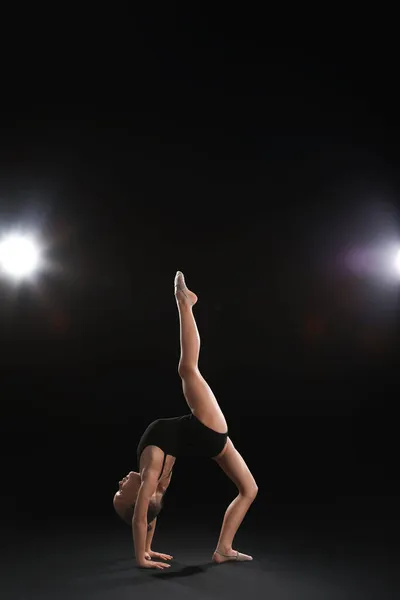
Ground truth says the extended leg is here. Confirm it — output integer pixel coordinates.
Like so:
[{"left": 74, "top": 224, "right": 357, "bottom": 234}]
[
  {"left": 175, "top": 271, "right": 227, "bottom": 433},
  {"left": 212, "top": 438, "right": 258, "bottom": 563},
  {"left": 174, "top": 271, "right": 200, "bottom": 373}
]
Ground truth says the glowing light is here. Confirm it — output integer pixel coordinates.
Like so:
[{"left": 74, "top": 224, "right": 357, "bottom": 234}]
[
  {"left": 395, "top": 249, "right": 400, "bottom": 275},
  {"left": 0, "top": 233, "right": 41, "bottom": 279}
]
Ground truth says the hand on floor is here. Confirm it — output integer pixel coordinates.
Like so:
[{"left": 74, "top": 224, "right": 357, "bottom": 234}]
[
  {"left": 138, "top": 557, "right": 171, "bottom": 570},
  {"left": 145, "top": 550, "right": 173, "bottom": 562}
]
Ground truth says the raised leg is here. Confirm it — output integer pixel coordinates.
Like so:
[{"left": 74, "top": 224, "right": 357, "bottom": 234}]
[
  {"left": 212, "top": 438, "right": 258, "bottom": 563},
  {"left": 175, "top": 272, "right": 227, "bottom": 434}
]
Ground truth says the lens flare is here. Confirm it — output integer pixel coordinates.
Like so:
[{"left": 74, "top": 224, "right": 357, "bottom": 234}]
[
  {"left": 395, "top": 249, "right": 400, "bottom": 275},
  {"left": 0, "top": 233, "right": 41, "bottom": 279}
]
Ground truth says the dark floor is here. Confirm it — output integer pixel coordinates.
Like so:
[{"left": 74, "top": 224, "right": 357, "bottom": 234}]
[{"left": 3, "top": 510, "right": 398, "bottom": 600}]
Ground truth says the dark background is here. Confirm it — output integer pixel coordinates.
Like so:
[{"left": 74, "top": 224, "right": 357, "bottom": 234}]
[{"left": 0, "top": 24, "right": 398, "bottom": 552}]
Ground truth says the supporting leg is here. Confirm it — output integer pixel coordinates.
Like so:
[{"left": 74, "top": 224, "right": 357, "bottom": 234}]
[{"left": 212, "top": 438, "right": 258, "bottom": 563}]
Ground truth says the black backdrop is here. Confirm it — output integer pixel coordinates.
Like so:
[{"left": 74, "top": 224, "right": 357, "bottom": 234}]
[{"left": 1, "top": 37, "right": 399, "bottom": 547}]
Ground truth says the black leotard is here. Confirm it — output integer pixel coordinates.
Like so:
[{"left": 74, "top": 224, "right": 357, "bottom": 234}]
[{"left": 137, "top": 413, "right": 228, "bottom": 479}]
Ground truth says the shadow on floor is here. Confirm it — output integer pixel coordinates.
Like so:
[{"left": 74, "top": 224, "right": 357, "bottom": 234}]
[
  {"left": 67, "top": 560, "right": 223, "bottom": 594},
  {"left": 150, "top": 561, "right": 221, "bottom": 579}
]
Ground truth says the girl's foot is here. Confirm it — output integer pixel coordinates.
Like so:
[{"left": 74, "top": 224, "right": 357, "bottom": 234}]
[
  {"left": 174, "top": 271, "right": 198, "bottom": 306},
  {"left": 212, "top": 548, "right": 253, "bottom": 563}
]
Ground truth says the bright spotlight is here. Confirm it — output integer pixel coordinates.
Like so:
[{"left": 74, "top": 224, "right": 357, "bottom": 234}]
[
  {"left": 0, "top": 233, "right": 41, "bottom": 279},
  {"left": 395, "top": 250, "right": 400, "bottom": 275}
]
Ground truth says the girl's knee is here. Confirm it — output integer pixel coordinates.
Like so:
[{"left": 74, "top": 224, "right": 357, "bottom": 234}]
[
  {"left": 178, "top": 363, "right": 200, "bottom": 379},
  {"left": 240, "top": 482, "right": 258, "bottom": 501}
]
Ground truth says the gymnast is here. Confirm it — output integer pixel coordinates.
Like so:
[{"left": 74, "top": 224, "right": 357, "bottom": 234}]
[{"left": 113, "top": 272, "right": 258, "bottom": 569}]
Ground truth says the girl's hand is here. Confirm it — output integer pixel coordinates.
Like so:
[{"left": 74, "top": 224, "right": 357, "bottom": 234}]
[
  {"left": 138, "top": 557, "right": 171, "bottom": 570},
  {"left": 145, "top": 550, "right": 173, "bottom": 562}
]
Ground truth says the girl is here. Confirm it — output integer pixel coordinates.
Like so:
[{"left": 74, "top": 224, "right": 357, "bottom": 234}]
[{"left": 113, "top": 272, "right": 258, "bottom": 570}]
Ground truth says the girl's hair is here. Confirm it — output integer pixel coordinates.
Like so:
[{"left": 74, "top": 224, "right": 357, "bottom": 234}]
[{"left": 118, "top": 496, "right": 163, "bottom": 532}]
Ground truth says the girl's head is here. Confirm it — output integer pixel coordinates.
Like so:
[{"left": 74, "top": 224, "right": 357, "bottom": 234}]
[
  {"left": 113, "top": 472, "right": 164, "bottom": 531},
  {"left": 115, "top": 495, "right": 163, "bottom": 531}
]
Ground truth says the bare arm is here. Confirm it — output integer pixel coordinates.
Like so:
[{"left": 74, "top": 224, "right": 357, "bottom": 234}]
[
  {"left": 158, "top": 469, "right": 173, "bottom": 495},
  {"left": 145, "top": 517, "right": 157, "bottom": 552},
  {"left": 132, "top": 468, "right": 159, "bottom": 565}
]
